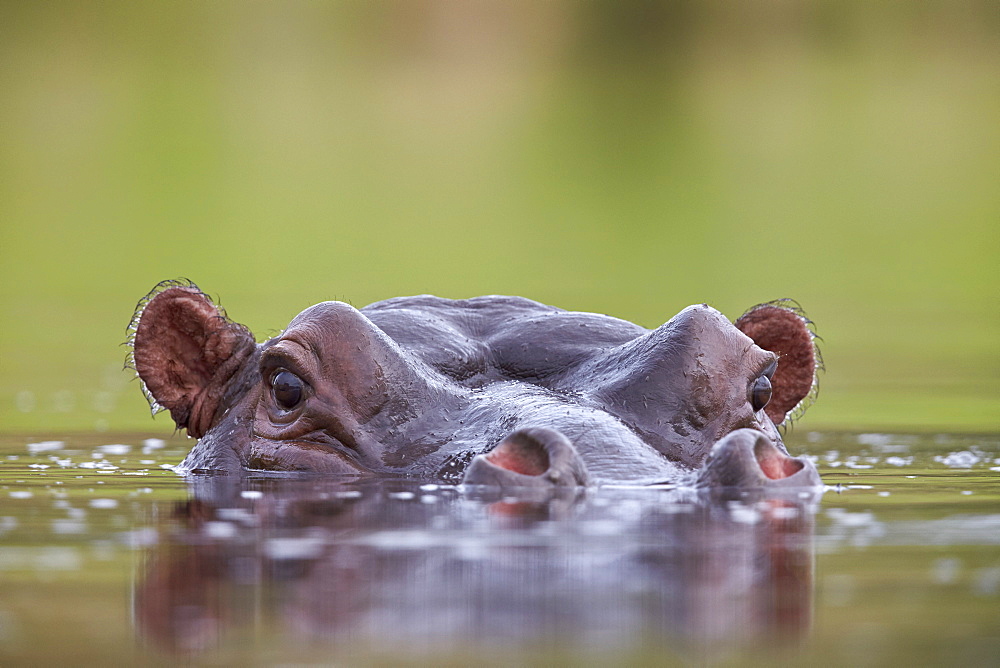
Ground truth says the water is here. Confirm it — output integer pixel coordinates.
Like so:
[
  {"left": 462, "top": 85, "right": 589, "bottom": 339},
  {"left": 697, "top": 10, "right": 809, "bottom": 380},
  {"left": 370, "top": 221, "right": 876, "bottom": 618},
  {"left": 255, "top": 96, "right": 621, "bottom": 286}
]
[{"left": 1, "top": 432, "right": 997, "bottom": 665}]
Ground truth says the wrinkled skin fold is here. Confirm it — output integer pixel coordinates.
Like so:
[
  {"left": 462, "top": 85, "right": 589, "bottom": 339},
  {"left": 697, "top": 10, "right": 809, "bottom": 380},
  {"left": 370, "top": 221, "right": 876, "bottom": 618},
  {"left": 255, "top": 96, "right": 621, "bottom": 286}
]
[{"left": 128, "top": 280, "right": 822, "bottom": 491}]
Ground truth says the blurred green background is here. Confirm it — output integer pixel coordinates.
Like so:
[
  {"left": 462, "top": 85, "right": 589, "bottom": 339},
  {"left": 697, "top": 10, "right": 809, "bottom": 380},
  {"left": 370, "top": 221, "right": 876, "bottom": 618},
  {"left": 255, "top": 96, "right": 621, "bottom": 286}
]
[{"left": 0, "top": 1, "right": 997, "bottom": 434}]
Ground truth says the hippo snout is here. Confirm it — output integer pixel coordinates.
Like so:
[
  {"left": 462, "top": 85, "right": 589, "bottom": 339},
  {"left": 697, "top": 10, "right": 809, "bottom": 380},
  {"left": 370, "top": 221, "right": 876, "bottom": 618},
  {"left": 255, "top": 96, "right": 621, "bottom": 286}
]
[
  {"left": 463, "top": 428, "right": 590, "bottom": 490},
  {"left": 696, "top": 429, "right": 821, "bottom": 489}
]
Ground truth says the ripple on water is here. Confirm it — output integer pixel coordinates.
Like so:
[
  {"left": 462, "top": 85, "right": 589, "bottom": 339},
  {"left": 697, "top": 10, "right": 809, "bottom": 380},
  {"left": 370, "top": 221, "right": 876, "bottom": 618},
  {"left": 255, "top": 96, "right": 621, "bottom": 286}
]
[{"left": 0, "top": 430, "right": 997, "bottom": 663}]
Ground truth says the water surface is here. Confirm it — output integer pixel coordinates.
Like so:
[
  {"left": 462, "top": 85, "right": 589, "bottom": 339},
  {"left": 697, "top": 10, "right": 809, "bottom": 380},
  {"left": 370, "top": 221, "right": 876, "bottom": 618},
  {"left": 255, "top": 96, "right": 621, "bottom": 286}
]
[{"left": 1, "top": 431, "right": 997, "bottom": 665}]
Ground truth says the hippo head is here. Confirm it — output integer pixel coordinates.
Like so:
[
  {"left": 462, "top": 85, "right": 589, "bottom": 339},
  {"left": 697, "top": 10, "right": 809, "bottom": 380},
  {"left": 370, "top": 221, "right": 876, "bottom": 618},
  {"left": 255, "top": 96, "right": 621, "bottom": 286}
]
[{"left": 129, "top": 280, "right": 821, "bottom": 491}]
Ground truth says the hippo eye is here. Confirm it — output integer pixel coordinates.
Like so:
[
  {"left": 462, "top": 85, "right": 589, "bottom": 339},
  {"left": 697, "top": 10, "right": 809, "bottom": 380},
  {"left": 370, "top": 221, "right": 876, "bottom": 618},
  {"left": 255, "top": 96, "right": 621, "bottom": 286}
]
[
  {"left": 749, "top": 374, "right": 772, "bottom": 413},
  {"left": 271, "top": 370, "right": 304, "bottom": 410}
]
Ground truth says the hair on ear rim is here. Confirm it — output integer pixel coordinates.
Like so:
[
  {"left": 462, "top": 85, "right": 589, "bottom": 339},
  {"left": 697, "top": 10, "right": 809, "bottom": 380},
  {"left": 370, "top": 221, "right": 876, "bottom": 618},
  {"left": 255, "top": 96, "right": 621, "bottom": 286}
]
[
  {"left": 124, "top": 278, "right": 243, "bottom": 417},
  {"left": 737, "top": 299, "right": 824, "bottom": 427}
]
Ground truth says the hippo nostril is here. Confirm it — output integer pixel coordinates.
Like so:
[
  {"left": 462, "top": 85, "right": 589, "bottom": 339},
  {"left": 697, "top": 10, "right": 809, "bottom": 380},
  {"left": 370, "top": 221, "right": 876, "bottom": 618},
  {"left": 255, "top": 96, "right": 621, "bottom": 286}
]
[
  {"left": 484, "top": 432, "right": 550, "bottom": 476},
  {"left": 753, "top": 436, "right": 804, "bottom": 480}
]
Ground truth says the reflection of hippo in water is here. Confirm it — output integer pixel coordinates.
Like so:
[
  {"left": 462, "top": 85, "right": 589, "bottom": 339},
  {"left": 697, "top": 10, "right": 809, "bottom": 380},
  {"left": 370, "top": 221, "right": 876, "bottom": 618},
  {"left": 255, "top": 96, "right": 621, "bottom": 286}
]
[
  {"left": 136, "top": 480, "right": 818, "bottom": 657},
  {"left": 128, "top": 280, "right": 822, "bottom": 489}
]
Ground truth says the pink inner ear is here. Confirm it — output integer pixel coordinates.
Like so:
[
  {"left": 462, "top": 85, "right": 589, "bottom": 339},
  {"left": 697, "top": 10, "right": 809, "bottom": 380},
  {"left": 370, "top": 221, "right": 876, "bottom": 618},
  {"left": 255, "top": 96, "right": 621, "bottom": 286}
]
[
  {"left": 735, "top": 304, "right": 816, "bottom": 424},
  {"left": 485, "top": 436, "right": 550, "bottom": 476}
]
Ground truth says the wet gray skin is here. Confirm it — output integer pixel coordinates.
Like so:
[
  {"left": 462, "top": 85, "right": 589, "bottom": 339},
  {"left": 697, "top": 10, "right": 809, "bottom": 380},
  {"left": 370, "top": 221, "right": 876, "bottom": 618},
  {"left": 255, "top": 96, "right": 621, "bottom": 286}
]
[{"left": 129, "top": 280, "right": 822, "bottom": 490}]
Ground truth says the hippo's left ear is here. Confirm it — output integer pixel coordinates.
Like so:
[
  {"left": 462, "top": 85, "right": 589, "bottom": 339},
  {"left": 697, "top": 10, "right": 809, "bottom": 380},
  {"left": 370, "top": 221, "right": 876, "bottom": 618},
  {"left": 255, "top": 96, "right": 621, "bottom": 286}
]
[{"left": 735, "top": 301, "right": 820, "bottom": 425}]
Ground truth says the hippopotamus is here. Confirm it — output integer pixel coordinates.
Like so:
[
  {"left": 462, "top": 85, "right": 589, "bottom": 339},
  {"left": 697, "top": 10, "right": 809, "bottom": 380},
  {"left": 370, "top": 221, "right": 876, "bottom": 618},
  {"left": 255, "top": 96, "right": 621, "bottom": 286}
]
[{"left": 128, "top": 280, "right": 822, "bottom": 490}]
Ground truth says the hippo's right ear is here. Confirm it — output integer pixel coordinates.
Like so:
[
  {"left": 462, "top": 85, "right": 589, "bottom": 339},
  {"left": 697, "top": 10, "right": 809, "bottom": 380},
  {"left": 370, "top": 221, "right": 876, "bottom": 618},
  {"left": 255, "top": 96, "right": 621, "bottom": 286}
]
[{"left": 127, "top": 281, "right": 255, "bottom": 438}]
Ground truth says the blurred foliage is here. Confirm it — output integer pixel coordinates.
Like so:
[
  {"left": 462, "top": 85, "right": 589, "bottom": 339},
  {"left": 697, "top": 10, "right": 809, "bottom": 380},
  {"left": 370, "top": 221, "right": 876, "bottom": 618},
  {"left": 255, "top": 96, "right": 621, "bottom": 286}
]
[{"left": 0, "top": 1, "right": 997, "bottom": 433}]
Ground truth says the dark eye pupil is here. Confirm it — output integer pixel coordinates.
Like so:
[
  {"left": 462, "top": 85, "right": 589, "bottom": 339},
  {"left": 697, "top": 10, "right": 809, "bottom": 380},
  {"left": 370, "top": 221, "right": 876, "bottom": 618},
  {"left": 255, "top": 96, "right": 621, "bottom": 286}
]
[
  {"left": 749, "top": 375, "right": 772, "bottom": 413},
  {"left": 272, "top": 370, "right": 304, "bottom": 410}
]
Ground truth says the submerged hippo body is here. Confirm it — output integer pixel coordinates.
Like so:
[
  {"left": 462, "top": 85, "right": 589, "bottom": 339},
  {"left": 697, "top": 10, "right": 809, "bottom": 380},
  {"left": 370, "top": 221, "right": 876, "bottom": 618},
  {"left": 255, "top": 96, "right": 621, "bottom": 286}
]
[{"left": 129, "top": 280, "right": 822, "bottom": 490}]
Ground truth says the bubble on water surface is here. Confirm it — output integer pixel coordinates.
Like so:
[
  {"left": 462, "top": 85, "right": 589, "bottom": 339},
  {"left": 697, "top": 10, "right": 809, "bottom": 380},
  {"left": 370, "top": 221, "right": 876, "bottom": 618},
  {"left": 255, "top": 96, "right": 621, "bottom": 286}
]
[
  {"left": 665, "top": 503, "right": 694, "bottom": 514},
  {"left": 240, "top": 490, "right": 263, "bottom": 500},
  {"left": 142, "top": 438, "right": 166, "bottom": 453},
  {"left": 857, "top": 433, "right": 912, "bottom": 453},
  {"left": 28, "top": 464, "right": 49, "bottom": 469},
  {"left": 89, "top": 498, "right": 118, "bottom": 509},
  {"left": 844, "top": 456, "right": 872, "bottom": 469},
  {"left": 96, "top": 444, "right": 130, "bottom": 456},
  {"left": 26, "top": 441, "right": 63, "bottom": 454},
  {"left": 119, "top": 527, "right": 158, "bottom": 548},
  {"left": 826, "top": 508, "right": 875, "bottom": 526},
  {"left": 937, "top": 451, "right": 981, "bottom": 468},
  {"left": 770, "top": 506, "right": 801, "bottom": 520},
  {"left": 203, "top": 521, "right": 237, "bottom": 539},
  {"left": 218, "top": 508, "right": 257, "bottom": 526},
  {"left": 9, "top": 491, "right": 32, "bottom": 499},
  {"left": 264, "top": 537, "right": 325, "bottom": 560},
  {"left": 729, "top": 506, "right": 761, "bottom": 525},
  {"left": 357, "top": 530, "right": 443, "bottom": 551},
  {"left": 389, "top": 491, "right": 416, "bottom": 500},
  {"left": 885, "top": 456, "right": 913, "bottom": 467},
  {"left": 79, "top": 460, "right": 118, "bottom": 470},
  {"left": 726, "top": 501, "right": 767, "bottom": 524}
]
